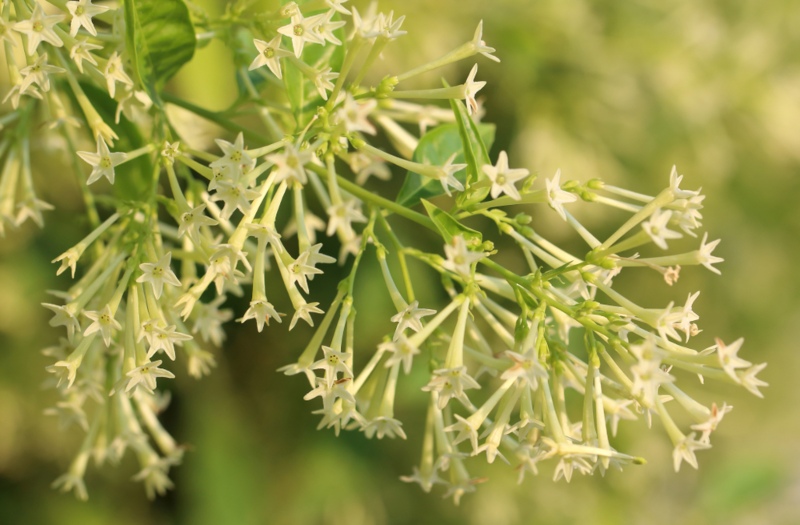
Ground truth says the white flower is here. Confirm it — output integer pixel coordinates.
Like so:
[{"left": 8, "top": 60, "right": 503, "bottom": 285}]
[
  {"left": 238, "top": 299, "right": 283, "bottom": 332},
  {"left": 249, "top": 36, "right": 292, "bottom": 79},
  {"left": 422, "top": 366, "right": 481, "bottom": 409},
  {"left": 77, "top": 134, "right": 127, "bottom": 185},
  {"left": 210, "top": 181, "right": 260, "bottom": 220},
  {"left": 12, "top": 3, "right": 64, "bottom": 56},
  {"left": 66, "top": 0, "right": 110, "bottom": 37},
  {"left": 390, "top": 301, "right": 436, "bottom": 340},
  {"left": 289, "top": 301, "right": 324, "bottom": 330},
  {"left": 376, "top": 10, "right": 406, "bottom": 40},
  {"left": 444, "top": 414, "right": 480, "bottom": 453},
  {"left": 463, "top": 64, "right": 486, "bottom": 116},
  {"left": 83, "top": 305, "right": 121, "bottom": 347},
  {"left": 52, "top": 471, "right": 88, "bottom": 501},
  {"left": 192, "top": 295, "right": 233, "bottom": 346},
  {"left": 267, "top": 144, "right": 312, "bottom": 185},
  {"left": 326, "top": 199, "right": 367, "bottom": 236},
  {"left": 52, "top": 247, "right": 82, "bottom": 278},
  {"left": 146, "top": 324, "right": 192, "bottom": 361},
  {"left": 19, "top": 53, "right": 64, "bottom": 94},
  {"left": 691, "top": 402, "right": 732, "bottom": 444},
  {"left": 362, "top": 416, "right": 407, "bottom": 440},
  {"left": 312, "top": 346, "right": 354, "bottom": 385},
  {"left": 430, "top": 152, "right": 467, "bottom": 196},
  {"left": 482, "top": 150, "right": 529, "bottom": 200},
  {"left": 277, "top": 11, "right": 325, "bottom": 58},
  {"left": 312, "top": 9, "right": 347, "bottom": 45},
  {"left": 313, "top": 66, "right": 338, "bottom": 100},
  {"left": 696, "top": 232, "right": 724, "bottom": 275},
  {"left": 336, "top": 95, "right": 377, "bottom": 135},
  {"left": 380, "top": 335, "right": 420, "bottom": 374},
  {"left": 125, "top": 360, "right": 175, "bottom": 395},
  {"left": 69, "top": 38, "right": 103, "bottom": 73},
  {"left": 104, "top": 52, "right": 133, "bottom": 99},
  {"left": 642, "top": 208, "right": 682, "bottom": 250},
  {"left": 715, "top": 337, "right": 750, "bottom": 382},
  {"left": 42, "top": 302, "right": 81, "bottom": 341},
  {"left": 672, "top": 432, "right": 711, "bottom": 471},
  {"left": 500, "top": 350, "right": 547, "bottom": 390},
  {"left": 178, "top": 204, "right": 218, "bottom": 239},
  {"left": 471, "top": 20, "right": 500, "bottom": 62},
  {"left": 209, "top": 132, "right": 255, "bottom": 179},
  {"left": 738, "top": 363, "right": 768, "bottom": 398},
  {"left": 443, "top": 235, "right": 485, "bottom": 278},
  {"left": 137, "top": 252, "right": 181, "bottom": 299},
  {"left": 545, "top": 169, "right": 577, "bottom": 221},
  {"left": 325, "top": 0, "right": 351, "bottom": 15},
  {"left": 288, "top": 251, "right": 324, "bottom": 294}
]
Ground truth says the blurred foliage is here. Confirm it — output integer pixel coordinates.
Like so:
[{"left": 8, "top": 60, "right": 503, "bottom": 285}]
[{"left": 2, "top": 0, "right": 798, "bottom": 523}]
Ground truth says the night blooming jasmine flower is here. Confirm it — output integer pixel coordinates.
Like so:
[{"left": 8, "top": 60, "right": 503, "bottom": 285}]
[
  {"left": 70, "top": 38, "right": 103, "bottom": 73},
  {"left": 545, "top": 169, "right": 577, "bottom": 220},
  {"left": 390, "top": 301, "right": 436, "bottom": 340},
  {"left": 696, "top": 232, "right": 724, "bottom": 274},
  {"left": 12, "top": 3, "right": 64, "bottom": 56},
  {"left": 277, "top": 11, "right": 325, "bottom": 58},
  {"left": 136, "top": 253, "right": 181, "bottom": 299},
  {"left": 125, "top": 360, "right": 175, "bottom": 395},
  {"left": 83, "top": 305, "right": 122, "bottom": 347},
  {"left": 642, "top": 208, "right": 682, "bottom": 250},
  {"left": 239, "top": 300, "right": 283, "bottom": 332},
  {"left": 19, "top": 54, "right": 64, "bottom": 94},
  {"left": 104, "top": 52, "right": 133, "bottom": 98},
  {"left": 22, "top": 6, "right": 762, "bottom": 503},
  {"left": 77, "top": 135, "right": 127, "bottom": 184},
  {"left": 462, "top": 64, "right": 486, "bottom": 115},
  {"left": 482, "top": 150, "right": 529, "bottom": 200},
  {"left": 66, "top": 0, "right": 111, "bottom": 37},
  {"left": 443, "top": 235, "right": 485, "bottom": 279},
  {"left": 249, "top": 36, "right": 292, "bottom": 79}
]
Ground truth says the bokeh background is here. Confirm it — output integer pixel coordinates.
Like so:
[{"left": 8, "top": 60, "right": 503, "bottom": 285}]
[{"left": 1, "top": 0, "right": 798, "bottom": 523}]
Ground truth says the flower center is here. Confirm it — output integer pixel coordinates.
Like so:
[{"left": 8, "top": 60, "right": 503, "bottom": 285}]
[
  {"left": 293, "top": 24, "right": 304, "bottom": 37},
  {"left": 33, "top": 21, "right": 43, "bottom": 33},
  {"left": 100, "top": 156, "right": 112, "bottom": 168}
]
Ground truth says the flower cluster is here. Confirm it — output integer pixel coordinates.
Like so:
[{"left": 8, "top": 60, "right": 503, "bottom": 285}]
[{"left": 0, "top": 0, "right": 764, "bottom": 504}]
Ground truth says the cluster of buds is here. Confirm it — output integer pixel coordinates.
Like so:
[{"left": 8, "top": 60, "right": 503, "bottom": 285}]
[{"left": 0, "top": 0, "right": 764, "bottom": 503}]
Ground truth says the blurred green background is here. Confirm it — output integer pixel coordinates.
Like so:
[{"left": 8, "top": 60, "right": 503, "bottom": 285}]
[{"left": 1, "top": 0, "right": 798, "bottom": 523}]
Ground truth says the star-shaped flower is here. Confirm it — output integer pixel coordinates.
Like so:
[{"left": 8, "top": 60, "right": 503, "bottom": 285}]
[
  {"left": 238, "top": 299, "right": 283, "bottom": 332},
  {"left": 277, "top": 11, "right": 325, "bottom": 58},
  {"left": 695, "top": 232, "right": 724, "bottom": 275},
  {"left": 380, "top": 334, "right": 420, "bottom": 374},
  {"left": 136, "top": 252, "right": 181, "bottom": 299},
  {"left": 672, "top": 432, "right": 711, "bottom": 471},
  {"left": 69, "top": 38, "right": 103, "bottom": 73},
  {"left": 12, "top": 3, "right": 64, "bottom": 56},
  {"left": 429, "top": 152, "right": 467, "bottom": 196},
  {"left": 312, "top": 345, "right": 354, "bottom": 386},
  {"left": 77, "top": 134, "right": 127, "bottom": 185},
  {"left": 124, "top": 360, "right": 175, "bottom": 395},
  {"left": 289, "top": 301, "right": 324, "bottom": 330},
  {"left": 19, "top": 53, "right": 64, "bottom": 94},
  {"left": 482, "top": 150, "right": 529, "bottom": 200},
  {"left": 83, "top": 305, "right": 121, "bottom": 347},
  {"left": 177, "top": 204, "right": 218, "bottom": 239},
  {"left": 642, "top": 208, "right": 682, "bottom": 250},
  {"left": 249, "top": 35, "right": 292, "bottom": 79},
  {"left": 545, "top": 169, "right": 577, "bottom": 221},
  {"left": 470, "top": 20, "right": 500, "bottom": 62},
  {"left": 443, "top": 235, "right": 485, "bottom": 278},
  {"left": 462, "top": 64, "right": 486, "bottom": 115},
  {"left": 66, "top": 0, "right": 110, "bottom": 37},
  {"left": 390, "top": 301, "right": 436, "bottom": 340},
  {"left": 104, "top": 51, "right": 133, "bottom": 99}
]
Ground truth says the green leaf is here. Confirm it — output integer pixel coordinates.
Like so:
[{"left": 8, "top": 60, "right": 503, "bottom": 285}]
[
  {"left": 124, "top": 0, "right": 196, "bottom": 101},
  {"left": 421, "top": 199, "right": 482, "bottom": 244},
  {"left": 396, "top": 123, "right": 495, "bottom": 207},
  {"left": 450, "top": 97, "right": 494, "bottom": 208}
]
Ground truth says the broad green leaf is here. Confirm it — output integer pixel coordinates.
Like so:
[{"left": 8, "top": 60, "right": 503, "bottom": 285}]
[
  {"left": 396, "top": 123, "right": 495, "bottom": 206},
  {"left": 79, "top": 83, "right": 152, "bottom": 202},
  {"left": 421, "top": 199, "right": 482, "bottom": 244},
  {"left": 124, "top": 0, "right": 196, "bottom": 101}
]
